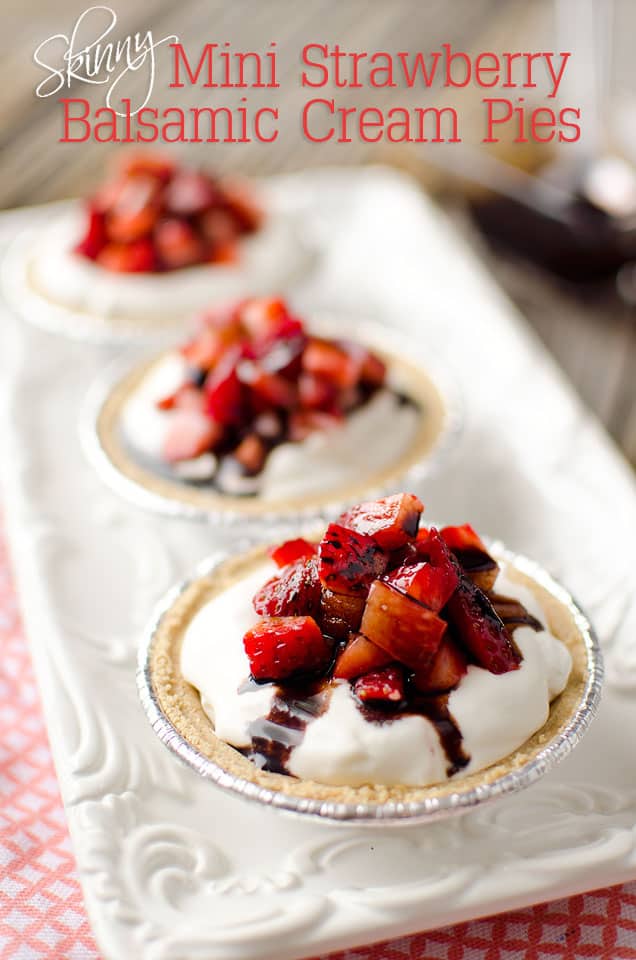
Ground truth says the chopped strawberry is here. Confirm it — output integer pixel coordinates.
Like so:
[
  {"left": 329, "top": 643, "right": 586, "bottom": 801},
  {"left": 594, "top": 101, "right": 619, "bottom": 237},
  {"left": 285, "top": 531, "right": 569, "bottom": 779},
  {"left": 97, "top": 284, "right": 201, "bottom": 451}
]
[
  {"left": 360, "top": 580, "right": 446, "bottom": 671},
  {"left": 180, "top": 329, "right": 228, "bottom": 372},
  {"left": 320, "top": 589, "right": 366, "bottom": 640},
  {"left": 253, "top": 558, "right": 321, "bottom": 618},
  {"left": 200, "top": 208, "right": 239, "bottom": 247},
  {"left": 441, "top": 524, "right": 499, "bottom": 591},
  {"left": 233, "top": 433, "right": 267, "bottom": 474},
  {"left": 302, "top": 338, "right": 361, "bottom": 389},
  {"left": 385, "top": 559, "right": 458, "bottom": 612},
  {"left": 354, "top": 665, "right": 405, "bottom": 705},
  {"left": 413, "top": 637, "right": 467, "bottom": 693},
  {"left": 243, "top": 616, "right": 331, "bottom": 683},
  {"left": 106, "top": 175, "right": 160, "bottom": 242},
  {"left": 256, "top": 328, "right": 305, "bottom": 370},
  {"left": 210, "top": 241, "right": 238, "bottom": 263},
  {"left": 288, "top": 410, "right": 343, "bottom": 441},
  {"left": 269, "top": 538, "right": 317, "bottom": 569},
  {"left": 117, "top": 153, "right": 175, "bottom": 183},
  {"left": 222, "top": 178, "right": 263, "bottom": 231},
  {"left": 318, "top": 524, "right": 387, "bottom": 596},
  {"left": 204, "top": 351, "right": 244, "bottom": 426},
  {"left": 359, "top": 350, "right": 387, "bottom": 387},
  {"left": 96, "top": 239, "right": 156, "bottom": 273},
  {"left": 333, "top": 633, "right": 391, "bottom": 679},
  {"left": 339, "top": 493, "right": 424, "bottom": 550},
  {"left": 154, "top": 219, "right": 205, "bottom": 269},
  {"left": 162, "top": 410, "right": 222, "bottom": 462},
  {"left": 298, "top": 372, "right": 338, "bottom": 411},
  {"left": 240, "top": 298, "right": 289, "bottom": 341},
  {"left": 446, "top": 575, "right": 521, "bottom": 674},
  {"left": 74, "top": 205, "right": 106, "bottom": 259},
  {"left": 194, "top": 302, "right": 244, "bottom": 336},
  {"left": 164, "top": 170, "right": 219, "bottom": 215},
  {"left": 244, "top": 367, "right": 298, "bottom": 410},
  {"left": 415, "top": 527, "right": 457, "bottom": 571}
]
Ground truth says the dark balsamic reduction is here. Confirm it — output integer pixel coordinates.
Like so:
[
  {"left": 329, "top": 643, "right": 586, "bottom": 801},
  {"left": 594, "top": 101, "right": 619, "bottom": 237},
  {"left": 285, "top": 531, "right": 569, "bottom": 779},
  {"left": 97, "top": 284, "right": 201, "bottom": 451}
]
[
  {"left": 358, "top": 692, "right": 470, "bottom": 778},
  {"left": 453, "top": 547, "right": 498, "bottom": 575},
  {"left": 236, "top": 586, "right": 543, "bottom": 781},
  {"left": 490, "top": 593, "right": 543, "bottom": 633},
  {"left": 238, "top": 679, "right": 331, "bottom": 775}
]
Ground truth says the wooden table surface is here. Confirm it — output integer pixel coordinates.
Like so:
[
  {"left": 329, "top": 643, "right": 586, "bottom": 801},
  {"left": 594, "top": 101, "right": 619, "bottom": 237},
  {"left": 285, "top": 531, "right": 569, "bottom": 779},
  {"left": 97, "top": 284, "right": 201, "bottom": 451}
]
[{"left": 2, "top": 0, "right": 634, "bottom": 468}]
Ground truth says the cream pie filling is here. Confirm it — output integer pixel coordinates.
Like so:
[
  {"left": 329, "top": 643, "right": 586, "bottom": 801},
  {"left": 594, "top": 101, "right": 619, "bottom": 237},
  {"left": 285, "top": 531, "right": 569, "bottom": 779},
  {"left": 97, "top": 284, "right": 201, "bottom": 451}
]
[
  {"left": 179, "top": 562, "right": 572, "bottom": 788},
  {"left": 28, "top": 205, "right": 305, "bottom": 320},
  {"left": 120, "top": 352, "right": 422, "bottom": 500}
]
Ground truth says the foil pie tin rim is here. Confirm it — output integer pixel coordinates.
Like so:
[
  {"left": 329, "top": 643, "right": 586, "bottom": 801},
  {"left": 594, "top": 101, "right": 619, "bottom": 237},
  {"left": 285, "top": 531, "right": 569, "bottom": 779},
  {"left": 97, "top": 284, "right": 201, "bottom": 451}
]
[
  {"left": 80, "top": 316, "right": 465, "bottom": 529},
  {"left": 136, "top": 542, "right": 603, "bottom": 826}
]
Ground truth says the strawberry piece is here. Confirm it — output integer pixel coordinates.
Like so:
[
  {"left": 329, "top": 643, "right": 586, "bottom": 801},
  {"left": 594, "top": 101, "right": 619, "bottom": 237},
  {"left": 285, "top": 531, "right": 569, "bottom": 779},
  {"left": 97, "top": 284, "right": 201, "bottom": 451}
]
[
  {"left": 222, "top": 178, "right": 262, "bottom": 231},
  {"left": 240, "top": 298, "right": 289, "bottom": 341},
  {"left": 333, "top": 633, "right": 391, "bottom": 680},
  {"left": 441, "top": 524, "right": 499, "bottom": 591},
  {"left": 298, "top": 372, "right": 338, "bottom": 411},
  {"left": 162, "top": 410, "right": 223, "bottom": 462},
  {"left": 354, "top": 665, "right": 405, "bottom": 705},
  {"left": 253, "top": 558, "right": 321, "bottom": 618},
  {"left": 117, "top": 153, "right": 175, "bottom": 183},
  {"left": 194, "top": 302, "right": 244, "bottom": 336},
  {"left": 233, "top": 433, "right": 267, "bottom": 475},
  {"left": 360, "top": 580, "right": 446, "bottom": 671},
  {"left": 243, "top": 616, "right": 330, "bottom": 683},
  {"left": 339, "top": 493, "right": 424, "bottom": 550},
  {"left": 74, "top": 205, "right": 106, "bottom": 259},
  {"left": 154, "top": 219, "right": 205, "bottom": 269},
  {"left": 244, "top": 367, "right": 298, "bottom": 410},
  {"left": 288, "top": 410, "right": 343, "bottom": 441},
  {"left": 96, "top": 239, "right": 156, "bottom": 273},
  {"left": 359, "top": 350, "right": 387, "bottom": 387},
  {"left": 269, "top": 538, "right": 317, "bottom": 569},
  {"left": 386, "top": 560, "right": 458, "bottom": 612},
  {"left": 200, "top": 208, "right": 240, "bottom": 247},
  {"left": 106, "top": 175, "right": 160, "bottom": 242},
  {"left": 320, "top": 589, "right": 366, "bottom": 640},
  {"left": 181, "top": 330, "right": 228, "bottom": 372},
  {"left": 302, "top": 338, "right": 361, "bottom": 389},
  {"left": 412, "top": 637, "right": 467, "bottom": 693},
  {"left": 256, "top": 328, "right": 306, "bottom": 370},
  {"left": 210, "top": 241, "right": 238, "bottom": 263},
  {"left": 415, "top": 526, "right": 457, "bottom": 570},
  {"left": 164, "top": 170, "right": 219, "bottom": 215},
  {"left": 204, "top": 351, "right": 244, "bottom": 426},
  {"left": 318, "top": 524, "right": 387, "bottom": 596},
  {"left": 446, "top": 575, "right": 521, "bottom": 674}
]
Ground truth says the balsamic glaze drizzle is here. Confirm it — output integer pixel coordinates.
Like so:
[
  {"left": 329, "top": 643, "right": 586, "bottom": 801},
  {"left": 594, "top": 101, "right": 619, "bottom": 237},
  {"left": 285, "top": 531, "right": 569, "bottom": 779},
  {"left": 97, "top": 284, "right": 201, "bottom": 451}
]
[{"left": 237, "top": 592, "right": 543, "bottom": 780}]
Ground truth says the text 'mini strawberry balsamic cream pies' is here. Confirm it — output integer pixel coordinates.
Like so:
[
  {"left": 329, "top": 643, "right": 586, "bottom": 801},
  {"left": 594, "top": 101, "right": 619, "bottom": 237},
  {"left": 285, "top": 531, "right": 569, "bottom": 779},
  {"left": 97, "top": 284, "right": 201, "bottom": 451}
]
[
  {"left": 139, "top": 494, "right": 601, "bottom": 822},
  {"left": 6, "top": 153, "right": 309, "bottom": 338},
  {"left": 87, "top": 297, "right": 453, "bottom": 521}
]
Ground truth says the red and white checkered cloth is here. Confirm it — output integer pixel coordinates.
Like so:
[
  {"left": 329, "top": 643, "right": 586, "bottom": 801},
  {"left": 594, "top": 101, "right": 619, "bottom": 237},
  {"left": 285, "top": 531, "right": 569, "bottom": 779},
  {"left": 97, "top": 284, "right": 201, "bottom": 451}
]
[{"left": 2, "top": 525, "right": 636, "bottom": 960}]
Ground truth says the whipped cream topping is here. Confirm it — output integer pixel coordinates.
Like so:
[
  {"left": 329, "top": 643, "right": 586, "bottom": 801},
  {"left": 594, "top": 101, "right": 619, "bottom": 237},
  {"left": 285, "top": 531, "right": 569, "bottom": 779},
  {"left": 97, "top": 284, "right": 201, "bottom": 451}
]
[
  {"left": 120, "top": 352, "right": 421, "bottom": 501},
  {"left": 180, "top": 561, "right": 573, "bottom": 788},
  {"left": 28, "top": 202, "right": 307, "bottom": 321}
]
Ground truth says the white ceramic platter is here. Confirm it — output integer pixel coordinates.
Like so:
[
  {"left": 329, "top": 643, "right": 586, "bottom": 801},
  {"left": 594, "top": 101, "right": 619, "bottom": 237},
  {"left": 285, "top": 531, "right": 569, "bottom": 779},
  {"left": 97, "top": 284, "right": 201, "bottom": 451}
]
[{"left": 1, "top": 169, "right": 636, "bottom": 960}]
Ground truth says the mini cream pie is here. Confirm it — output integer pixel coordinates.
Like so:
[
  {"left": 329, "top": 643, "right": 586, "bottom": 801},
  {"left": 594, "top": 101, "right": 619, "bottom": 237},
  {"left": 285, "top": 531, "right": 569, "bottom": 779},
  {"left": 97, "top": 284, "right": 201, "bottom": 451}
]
[
  {"left": 24, "top": 153, "right": 306, "bottom": 332},
  {"left": 94, "top": 298, "right": 447, "bottom": 517},
  {"left": 147, "top": 494, "right": 591, "bottom": 804}
]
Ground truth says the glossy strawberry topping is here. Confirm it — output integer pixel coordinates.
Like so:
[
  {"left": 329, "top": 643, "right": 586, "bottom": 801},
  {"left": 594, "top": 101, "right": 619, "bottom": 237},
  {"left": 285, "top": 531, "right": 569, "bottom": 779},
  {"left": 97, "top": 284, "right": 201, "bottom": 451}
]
[{"left": 74, "top": 153, "right": 261, "bottom": 273}]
